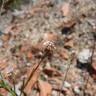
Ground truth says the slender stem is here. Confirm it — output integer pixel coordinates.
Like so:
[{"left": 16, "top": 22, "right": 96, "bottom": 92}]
[
  {"left": 83, "top": 37, "right": 95, "bottom": 95},
  {"left": 20, "top": 79, "right": 25, "bottom": 96},
  {"left": 20, "top": 50, "right": 49, "bottom": 95},
  {"left": 60, "top": 64, "right": 71, "bottom": 96},
  {"left": 0, "top": 0, "right": 4, "bottom": 15},
  {"left": 59, "top": 54, "right": 74, "bottom": 96}
]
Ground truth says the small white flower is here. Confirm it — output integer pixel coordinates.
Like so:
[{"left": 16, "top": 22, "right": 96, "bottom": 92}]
[
  {"left": 43, "top": 41, "right": 56, "bottom": 50},
  {"left": 43, "top": 41, "right": 54, "bottom": 46}
]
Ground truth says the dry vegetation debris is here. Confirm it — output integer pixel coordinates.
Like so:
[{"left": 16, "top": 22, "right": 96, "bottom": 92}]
[{"left": 0, "top": 0, "right": 96, "bottom": 96}]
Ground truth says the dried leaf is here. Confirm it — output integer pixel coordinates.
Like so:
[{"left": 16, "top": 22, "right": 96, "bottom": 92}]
[
  {"left": 1, "top": 34, "right": 10, "bottom": 42},
  {"left": 24, "top": 64, "right": 41, "bottom": 94},
  {"left": 64, "top": 35, "right": 73, "bottom": 42},
  {"left": 38, "top": 80, "right": 52, "bottom": 96},
  {"left": 20, "top": 44, "right": 30, "bottom": 52},
  {"left": 36, "top": 92, "right": 40, "bottom": 96},
  {"left": 63, "top": 19, "right": 76, "bottom": 28},
  {"left": 0, "top": 88, "right": 8, "bottom": 96},
  {"left": 61, "top": 2, "right": 70, "bottom": 16},
  {"left": 0, "top": 60, "right": 8, "bottom": 71},
  {"left": 92, "top": 63, "right": 96, "bottom": 80},
  {"left": 64, "top": 40, "right": 74, "bottom": 48},
  {"left": 59, "top": 49, "right": 69, "bottom": 60},
  {"left": 27, "top": 51, "right": 33, "bottom": 60},
  {"left": 92, "top": 63, "right": 96, "bottom": 72},
  {"left": 57, "top": 19, "right": 76, "bottom": 30},
  {"left": 43, "top": 32, "right": 57, "bottom": 42},
  {"left": 43, "top": 67, "right": 63, "bottom": 77}
]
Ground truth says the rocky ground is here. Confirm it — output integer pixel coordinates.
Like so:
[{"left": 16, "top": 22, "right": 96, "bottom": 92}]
[{"left": 0, "top": 0, "right": 96, "bottom": 96}]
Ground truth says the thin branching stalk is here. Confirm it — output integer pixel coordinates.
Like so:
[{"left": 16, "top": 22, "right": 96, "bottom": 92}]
[
  {"left": 20, "top": 79, "right": 25, "bottom": 96},
  {"left": 83, "top": 34, "right": 96, "bottom": 95},
  {"left": 11, "top": 73, "right": 16, "bottom": 94},
  {"left": 59, "top": 53, "right": 75, "bottom": 96}
]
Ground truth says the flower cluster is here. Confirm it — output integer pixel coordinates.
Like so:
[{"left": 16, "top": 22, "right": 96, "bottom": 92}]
[{"left": 43, "top": 41, "right": 56, "bottom": 51}]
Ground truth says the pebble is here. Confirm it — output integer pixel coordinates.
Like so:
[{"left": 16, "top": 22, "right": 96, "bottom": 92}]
[
  {"left": 7, "top": 81, "right": 22, "bottom": 96},
  {"left": 15, "top": 82, "right": 22, "bottom": 95},
  {"left": 63, "top": 81, "right": 71, "bottom": 88},
  {"left": 52, "top": 90, "right": 58, "bottom": 96},
  {"left": 0, "top": 40, "right": 3, "bottom": 47},
  {"left": 12, "top": 9, "right": 25, "bottom": 18},
  {"left": 74, "top": 86, "right": 81, "bottom": 94},
  {"left": 26, "top": 62, "right": 31, "bottom": 66},
  {"left": 77, "top": 49, "right": 92, "bottom": 64}
]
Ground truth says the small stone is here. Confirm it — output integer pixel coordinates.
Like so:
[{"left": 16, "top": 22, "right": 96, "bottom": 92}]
[
  {"left": 77, "top": 49, "right": 92, "bottom": 64},
  {"left": 0, "top": 40, "right": 3, "bottom": 47},
  {"left": 74, "top": 86, "right": 81, "bottom": 94},
  {"left": 45, "top": 62, "right": 51, "bottom": 69},
  {"left": 15, "top": 82, "right": 22, "bottom": 95},
  {"left": 52, "top": 90, "right": 58, "bottom": 96},
  {"left": 12, "top": 9, "right": 25, "bottom": 18},
  {"left": 26, "top": 63, "right": 31, "bottom": 66},
  {"left": 1, "top": 34, "right": 10, "bottom": 42},
  {"left": 63, "top": 81, "right": 71, "bottom": 88},
  {"left": 8, "top": 82, "right": 22, "bottom": 96}
]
